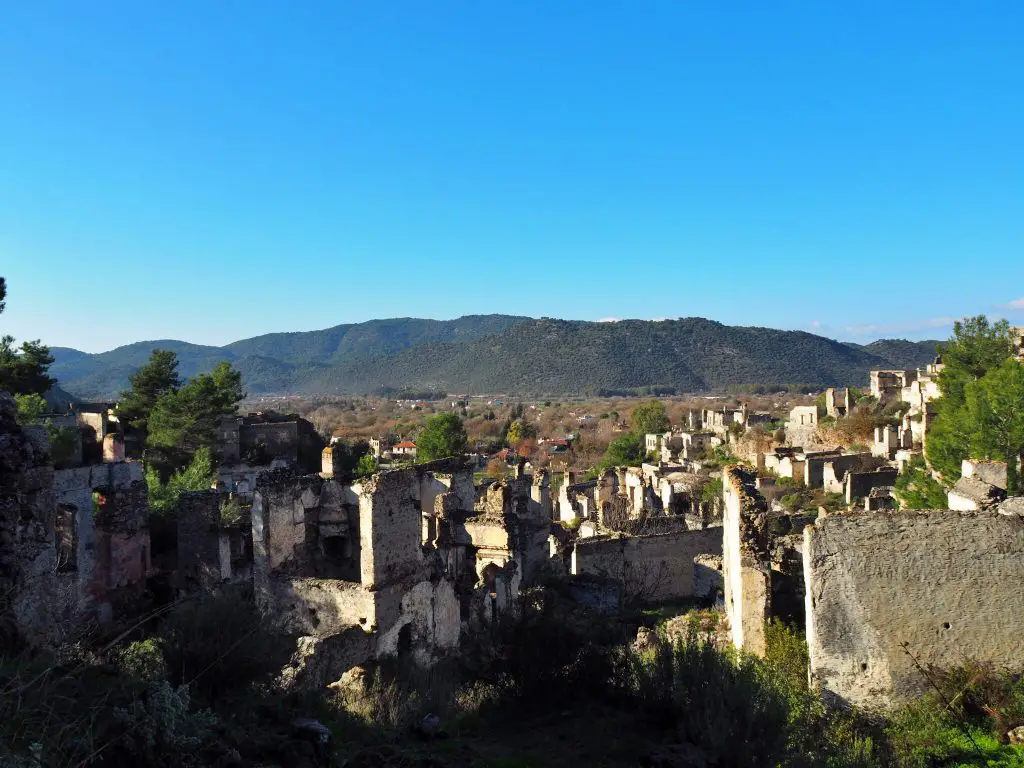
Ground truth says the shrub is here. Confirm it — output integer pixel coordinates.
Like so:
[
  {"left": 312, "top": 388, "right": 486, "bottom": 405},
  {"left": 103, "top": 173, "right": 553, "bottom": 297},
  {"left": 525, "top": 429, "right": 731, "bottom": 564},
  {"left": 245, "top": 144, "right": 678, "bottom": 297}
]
[
  {"left": 623, "top": 633, "right": 790, "bottom": 766},
  {"left": 219, "top": 498, "right": 244, "bottom": 526},
  {"left": 112, "top": 681, "right": 217, "bottom": 766},
  {"left": 157, "top": 588, "right": 291, "bottom": 702},
  {"left": 120, "top": 638, "right": 168, "bottom": 683},
  {"left": 479, "top": 588, "right": 617, "bottom": 709}
]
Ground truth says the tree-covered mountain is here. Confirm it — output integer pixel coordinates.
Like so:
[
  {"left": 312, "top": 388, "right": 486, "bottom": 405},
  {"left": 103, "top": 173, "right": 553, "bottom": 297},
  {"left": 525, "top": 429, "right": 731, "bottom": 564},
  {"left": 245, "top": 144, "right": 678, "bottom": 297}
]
[
  {"left": 222, "top": 315, "right": 530, "bottom": 365},
  {"left": 846, "top": 339, "right": 942, "bottom": 367},
  {"left": 49, "top": 315, "right": 943, "bottom": 399}
]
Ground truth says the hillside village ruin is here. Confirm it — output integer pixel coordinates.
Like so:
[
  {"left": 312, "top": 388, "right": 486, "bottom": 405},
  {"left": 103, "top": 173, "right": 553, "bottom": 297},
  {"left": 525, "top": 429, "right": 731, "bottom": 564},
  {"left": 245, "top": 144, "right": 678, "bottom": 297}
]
[{"left": 4, "top": 334, "right": 1024, "bottom": 712}]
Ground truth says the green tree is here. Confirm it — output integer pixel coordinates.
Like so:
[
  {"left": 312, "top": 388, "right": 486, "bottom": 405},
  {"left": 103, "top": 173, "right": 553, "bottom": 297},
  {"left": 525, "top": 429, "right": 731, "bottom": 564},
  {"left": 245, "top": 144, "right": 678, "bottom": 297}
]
[
  {"left": 601, "top": 432, "right": 645, "bottom": 468},
  {"left": 146, "top": 362, "right": 245, "bottom": 474},
  {"left": 506, "top": 418, "right": 537, "bottom": 446},
  {"left": 0, "top": 276, "right": 6, "bottom": 315},
  {"left": 416, "top": 412, "right": 468, "bottom": 462},
  {"left": 0, "top": 336, "right": 55, "bottom": 396},
  {"left": 147, "top": 446, "right": 216, "bottom": 517},
  {"left": 118, "top": 349, "right": 181, "bottom": 440},
  {"left": 964, "top": 359, "right": 1024, "bottom": 493},
  {"left": 14, "top": 392, "right": 47, "bottom": 423},
  {"left": 631, "top": 399, "right": 670, "bottom": 435},
  {"left": 926, "top": 316, "right": 1016, "bottom": 484},
  {"left": 355, "top": 452, "right": 378, "bottom": 477},
  {"left": 894, "top": 456, "right": 948, "bottom": 509},
  {"left": 935, "top": 316, "right": 1012, "bottom": 409}
]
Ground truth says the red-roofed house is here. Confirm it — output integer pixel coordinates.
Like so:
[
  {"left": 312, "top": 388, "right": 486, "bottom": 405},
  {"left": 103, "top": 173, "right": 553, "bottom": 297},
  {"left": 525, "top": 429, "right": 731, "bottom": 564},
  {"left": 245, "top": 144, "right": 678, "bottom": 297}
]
[{"left": 393, "top": 441, "right": 417, "bottom": 458}]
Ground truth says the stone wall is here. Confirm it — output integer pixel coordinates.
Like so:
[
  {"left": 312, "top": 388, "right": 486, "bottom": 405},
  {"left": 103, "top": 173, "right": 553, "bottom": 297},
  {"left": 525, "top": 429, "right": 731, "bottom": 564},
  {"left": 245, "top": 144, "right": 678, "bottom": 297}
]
[
  {"left": 2, "top": 391, "right": 150, "bottom": 647},
  {"left": 571, "top": 528, "right": 721, "bottom": 602},
  {"left": 251, "top": 460, "right": 477, "bottom": 691},
  {"left": 722, "top": 466, "right": 772, "bottom": 655},
  {"left": 845, "top": 467, "right": 899, "bottom": 504},
  {"left": 177, "top": 490, "right": 252, "bottom": 590},
  {"left": 804, "top": 510, "right": 1024, "bottom": 708}
]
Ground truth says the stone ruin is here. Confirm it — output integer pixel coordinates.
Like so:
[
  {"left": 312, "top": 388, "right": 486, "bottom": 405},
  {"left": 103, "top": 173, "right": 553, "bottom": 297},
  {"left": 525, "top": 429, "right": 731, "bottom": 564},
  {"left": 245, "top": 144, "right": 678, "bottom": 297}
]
[
  {"left": 248, "top": 458, "right": 552, "bottom": 691},
  {"left": 0, "top": 393, "right": 150, "bottom": 646},
  {"left": 721, "top": 464, "right": 1024, "bottom": 709},
  {"left": 553, "top": 465, "right": 724, "bottom": 605}
]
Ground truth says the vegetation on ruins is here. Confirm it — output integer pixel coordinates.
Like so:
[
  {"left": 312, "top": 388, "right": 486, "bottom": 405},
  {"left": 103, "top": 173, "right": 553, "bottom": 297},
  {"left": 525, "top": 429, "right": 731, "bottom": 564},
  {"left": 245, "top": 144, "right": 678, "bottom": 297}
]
[
  {"left": 895, "top": 455, "right": 951, "bottom": 509},
  {"left": 13, "top": 392, "right": 79, "bottom": 466},
  {"left": 13, "top": 392, "right": 46, "bottom": 423},
  {"left": 927, "top": 316, "right": 1024, "bottom": 492},
  {"left": 50, "top": 315, "right": 943, "bottom": 399},
  {"left": 146, "top": 446, "right": 217, "bottom": 517},
  {"left": 415, "top": 411, "right": 468, "bottom": 461},
  {"left": 355, "top": 452, "right": 378, "bottom": 477}
]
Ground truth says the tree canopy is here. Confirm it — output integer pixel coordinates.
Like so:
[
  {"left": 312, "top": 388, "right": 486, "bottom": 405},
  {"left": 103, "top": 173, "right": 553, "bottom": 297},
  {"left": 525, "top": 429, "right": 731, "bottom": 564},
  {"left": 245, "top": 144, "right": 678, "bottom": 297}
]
[
  {"left": 118, "top": 349, "right": 182, "bottom": 438},
  {"left": 0, "top": 279, "right": 55, "bottom": 396},
  {"left": 506, "top": 418, "right": 538, "bottom": 446},
  {"left": 601, "top": 432, "right": 645, "bottom": 469},
  {"left": 631, "top": 399, "right": 670, "bottom": 435},
  {"left": 146, "top": 446, "right": 217, "bottom": 517},
  {"left": 926, "top": 316, "right": 1024, "bottom": 493},
  {"left": 0, "top": 336, "right": 55, "bottom": 396},
  {"left": 416, "top": 412, "right": 468, "bottom": 462},
  {"left": 146, "top": 361, "right": 245, "bottom": 475}
]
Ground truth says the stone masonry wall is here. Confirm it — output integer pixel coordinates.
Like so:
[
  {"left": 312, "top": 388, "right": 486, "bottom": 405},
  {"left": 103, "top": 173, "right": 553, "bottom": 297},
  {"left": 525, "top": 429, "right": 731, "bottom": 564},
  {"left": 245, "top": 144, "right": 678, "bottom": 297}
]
[
  {"left": 804, "top": 510, "right": 1024, "bottom": 708},
  {"left": 177, "top": 490, "right": 225, "bottom": 589},
  {"left": 571, "top": 528, "right": 721, "bottom": 602},
  {"left": 722, "top": 466, "right": 772, "bottom": 656}
]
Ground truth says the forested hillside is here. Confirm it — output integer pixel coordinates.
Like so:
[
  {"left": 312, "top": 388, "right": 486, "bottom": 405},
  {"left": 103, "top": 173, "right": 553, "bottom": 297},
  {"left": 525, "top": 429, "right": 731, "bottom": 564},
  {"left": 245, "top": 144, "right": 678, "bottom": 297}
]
[{"left": 50, "top": 315, "right": 942, "bottom": 398}]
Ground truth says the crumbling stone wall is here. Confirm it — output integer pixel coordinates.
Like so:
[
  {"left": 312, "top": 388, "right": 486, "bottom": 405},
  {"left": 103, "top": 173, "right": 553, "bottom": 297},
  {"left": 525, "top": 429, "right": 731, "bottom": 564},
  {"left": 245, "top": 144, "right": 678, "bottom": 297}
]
[
  {"left": 804, "top": 510, "right": 1024, "bottom": 708},
  {"left": 571, "top": 528, "right": 721, "bottom": 602},
  {"left": 722, "top": 466, "right": 772, "bottom": 655},
  {"left": 845, "top": 467, "right": 898, "bottom": 504},
  {"left": 177, "top": 490, "right": 251, "bottom": 590},
  {"left": 2, "top": 392, "right": 150, "bottom": 647},
  {"left": 814, "top": 452, "right": 874, "bottom": 491},
  {"left": 252, "top": 460, "right": 478, "bottom": 692}
]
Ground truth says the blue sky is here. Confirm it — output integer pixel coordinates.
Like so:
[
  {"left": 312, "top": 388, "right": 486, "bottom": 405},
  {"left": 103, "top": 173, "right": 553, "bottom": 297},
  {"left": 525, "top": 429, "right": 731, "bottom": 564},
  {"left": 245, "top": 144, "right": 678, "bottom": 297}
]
[{"left": 2, "top": 1, "right": 1022, "bottom": 352}]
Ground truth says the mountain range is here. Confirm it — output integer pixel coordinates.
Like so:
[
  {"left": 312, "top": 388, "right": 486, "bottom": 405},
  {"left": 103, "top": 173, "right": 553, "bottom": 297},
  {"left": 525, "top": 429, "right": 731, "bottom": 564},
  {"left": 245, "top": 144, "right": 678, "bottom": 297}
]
[{"left": 49, "top": 315, "right": 942, "bottom": 399}]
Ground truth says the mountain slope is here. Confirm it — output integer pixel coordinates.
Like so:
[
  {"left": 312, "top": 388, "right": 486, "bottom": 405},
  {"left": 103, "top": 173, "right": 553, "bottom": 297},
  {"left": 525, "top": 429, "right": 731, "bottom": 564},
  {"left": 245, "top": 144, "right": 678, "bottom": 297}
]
[
  {"left": 849, "top": 339, "right": 942, "bottom": 369},
  {"left": 48, "top": 316, "right": 944, "bottom": 398},
  {"left": 305, "top": 318, "right": 919, "bottom": 395},
  {"left": 49, "top": 316, "right": 530, "bottom": 398},
  {"left": 222, "top": 315, "right": 529, "bottom": 365}
]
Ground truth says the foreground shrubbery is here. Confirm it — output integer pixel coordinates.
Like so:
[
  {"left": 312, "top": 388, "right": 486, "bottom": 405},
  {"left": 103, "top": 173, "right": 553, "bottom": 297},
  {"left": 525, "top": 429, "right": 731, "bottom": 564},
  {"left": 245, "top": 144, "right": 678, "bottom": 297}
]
[{"left": 3, "top": 588, "right": 1023, "bottom": 767}]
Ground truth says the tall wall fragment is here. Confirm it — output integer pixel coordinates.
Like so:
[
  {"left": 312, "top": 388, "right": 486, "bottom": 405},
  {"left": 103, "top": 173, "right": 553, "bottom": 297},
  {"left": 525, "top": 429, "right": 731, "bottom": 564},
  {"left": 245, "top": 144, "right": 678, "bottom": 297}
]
[
  {"left": 722, "top": 466, "right": 772, "bottom": 655},
  {"left": 804, "top": 510, "right": 1024, "bottom": 708}
]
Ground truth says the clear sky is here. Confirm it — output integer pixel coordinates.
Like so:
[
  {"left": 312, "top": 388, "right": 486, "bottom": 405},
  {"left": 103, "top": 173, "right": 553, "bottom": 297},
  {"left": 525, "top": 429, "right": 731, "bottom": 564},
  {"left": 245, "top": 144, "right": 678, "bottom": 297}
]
[{"left": 2, "top": 1, "right": 1022, "bottom": 352}]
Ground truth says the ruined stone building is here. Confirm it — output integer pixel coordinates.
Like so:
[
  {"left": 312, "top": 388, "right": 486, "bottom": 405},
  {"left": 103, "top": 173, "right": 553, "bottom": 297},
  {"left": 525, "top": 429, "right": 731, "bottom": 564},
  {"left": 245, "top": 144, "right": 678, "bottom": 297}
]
[
  {"left": 823, "top": 388, "right": 851, "bottom": 419},
  {"left": 248, "top": 458, "right": 552, "bottom": 691},
  {"left": 177, "top": 490, "right": 253, "bottom": 591},
  {"left": 721, "top": 464, "right": 1024, "bottom": 709},
  {"left": 786, "top": 405, "right": 819, "bottom": 448},
  {"left": 218, "top": 411, "right": 325, "bottom": 473},
  {"left": 947, "top": 458, "right": 1008, "bottom": 511},
  {"left": 0, "top": 393, "right": 150, "bottom": 647}
]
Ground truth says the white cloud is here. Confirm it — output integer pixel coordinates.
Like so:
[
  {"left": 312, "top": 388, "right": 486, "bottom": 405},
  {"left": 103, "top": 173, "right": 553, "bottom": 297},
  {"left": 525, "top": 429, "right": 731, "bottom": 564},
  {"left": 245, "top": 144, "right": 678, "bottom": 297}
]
[
  {"left": 809, "top": 320, "right": 821, "bottom": 329},
  {"left": 597, "top": 317, "right": 621, "bottom": 323},
  {"left": 1001, "top": 298, "right": 1024, "bottom": 310},
  {"left": 843, "top": 316, "right": 957, "bottom": 338}
]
